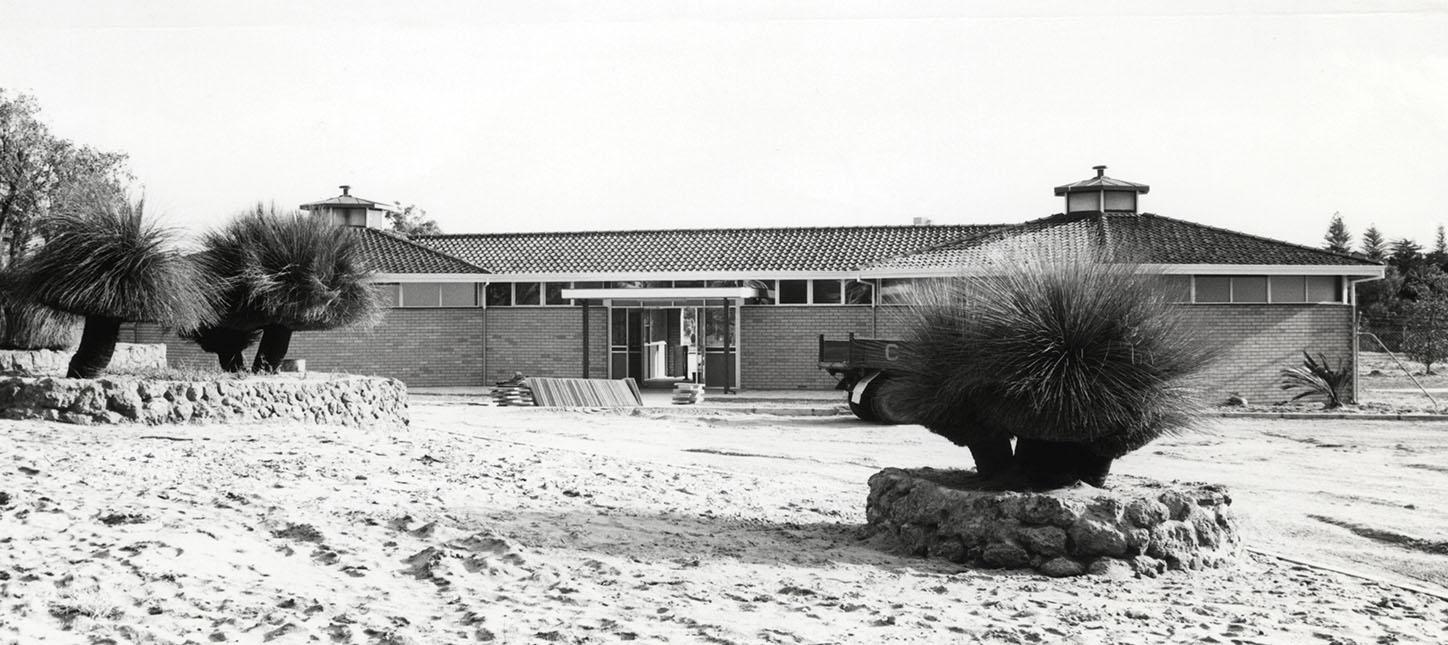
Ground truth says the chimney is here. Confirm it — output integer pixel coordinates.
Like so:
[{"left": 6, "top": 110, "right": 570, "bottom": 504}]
[
  {"left": 912, "top": 217, "right": 933, "bottom": 226},
  {"left": 339, "top": 185, "right": 351, "bottom": 196}
]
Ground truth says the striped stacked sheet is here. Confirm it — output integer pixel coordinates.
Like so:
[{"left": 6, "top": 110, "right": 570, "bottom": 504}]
[{"left": 525, "top": 377, "right": 644, "bottom": 407}]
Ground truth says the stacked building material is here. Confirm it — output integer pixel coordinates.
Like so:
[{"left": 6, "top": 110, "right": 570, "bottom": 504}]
[
  {"left": 490, "top": 372, "right": 535, "bottom": 407},
  {"left": 490, "top": 383, "right": 535, "bottom": 407},
  {"left": 671, "top": 383, "right": 705, "bottom": 405},
  {"left": 527, "top": 377, "right": 643, "bottom": 407}
]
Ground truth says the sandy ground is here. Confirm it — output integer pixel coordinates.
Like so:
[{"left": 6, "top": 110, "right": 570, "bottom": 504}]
[
  {"left": 1357, "top": 352, "right": 1447, "bottom": 413},
  {"left": 4, "top": 405, "right": 1448, "bottom": 644}
]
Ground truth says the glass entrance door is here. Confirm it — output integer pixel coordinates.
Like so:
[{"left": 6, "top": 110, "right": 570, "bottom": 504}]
[{"left": 609, "top": 304, "right": 734, "bottom": 388}]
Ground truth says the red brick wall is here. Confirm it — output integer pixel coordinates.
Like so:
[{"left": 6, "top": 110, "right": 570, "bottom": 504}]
[
  {"left": 740, "top": 305, "right": 901, "bottom": 389},
  {"left": 484, "top": 307, "right": 609, "bottom": 383},
  {"left": 128, "top": 308, "right": 488, "bottom": 386},
  {"left": 127, "top": 301, "right": 1354, "bottom": 400},
  {"left": 739, "top": 303, "right": 1353, "bottom": 403},
  {"left": 1176, "top": 304, "right": 1354, "bottom": 404}
]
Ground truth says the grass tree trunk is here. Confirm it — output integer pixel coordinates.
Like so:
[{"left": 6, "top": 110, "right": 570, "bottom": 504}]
[
  {"left": 1014, "top": 438, "right": 1114, "bottom": 489},
  {"left": 251, "top": 323, "right": 293, "bottom": 373},
  {"left": 965, "top": 437, "right": 1015, "bottom": 480},
  {"left": 67, "top": 315, "right": 122, "bottom": 379},
  {"left": 212, "top": 328, "right": 252, "bottom": 373}
]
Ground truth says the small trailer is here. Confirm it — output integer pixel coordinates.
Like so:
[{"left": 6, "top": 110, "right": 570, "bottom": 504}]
[{"left": 818, "top": 333, "right": 909, "bottom": 424}]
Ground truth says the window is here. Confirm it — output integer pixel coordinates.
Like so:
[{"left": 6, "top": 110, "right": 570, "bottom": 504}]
[
  {"left": 1191, "top": 275, "right": 1342, "bottom": 304},
  {"left": 1160, "top": 276, "right": 1192, "bottom": 302},
  {"left": 1307, "top": 276, "right": 1341, "bottom": 302},
  {"left": 845, "top": 280, "right": 874, "bottom": 305},
  {"left": 880, "top": 279, "right": 915, "bottom": 304},
  {"left": 374, "top": 283, "right": 400, "bottom": 308},
  {"left": 544, "top": 282, "right": 569, "bottom": 305},
  {"left": 812, "top": 280, "right": 843, "bottom": 304},
  {"left": 485, "top": 283, "right": 512, "bottom": 307},
  {"left": 778, "top": 280, "right": 808, "bottom": 304},
  {"left": 1269, "top": 276, "right": 1306, "bottom": 303},
  {"left": 439, "top": 283, "right": 477, "bottom": 307},
  {"left": 1194, "top": 276, "right": 1231, "bottom": 303},
  {"left": 399, "top": 282, "right": 479, "bottom": 307},
  {"left": 1232, "top": 276, "right": 1268, "bottom": 303},
  {"left": 515, "top": 282, "right": 541, "bottom": 306}
]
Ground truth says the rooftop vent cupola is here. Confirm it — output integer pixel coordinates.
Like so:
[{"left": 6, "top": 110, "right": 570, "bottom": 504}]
[
  {"left": 1054, "top": 165, "right": 1150, "bottom": 215},
  {"left": 299, "top": 185, "right": 398, "bottom": 228}
]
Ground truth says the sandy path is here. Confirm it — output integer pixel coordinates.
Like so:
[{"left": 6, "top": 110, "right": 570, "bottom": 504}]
[{"left": 2, "top": 405, "right": 1446, "bottom": 644}]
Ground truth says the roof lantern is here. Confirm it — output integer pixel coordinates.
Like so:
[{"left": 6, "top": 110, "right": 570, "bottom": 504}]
[
  {"left": 300, "top": 185, "right": 398, "bottom": 228},
  {"left": 1054, "top": 165, "right": 1149, "bottom": 215}
]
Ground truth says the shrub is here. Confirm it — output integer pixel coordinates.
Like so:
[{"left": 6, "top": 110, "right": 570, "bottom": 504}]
[
  {"left": 1279, "top": 351, "right": 1352, "bottom": 409},
  {"left": 886, "top": 260, "right": 1214, "bottom": 489},
  {"left": 0, "top": 271, "right": 80, "bottom": 350},
  {"left": 14, "top": 186, "right": 215, "bottom": 377},
  {"left": 191, "top": 204, "right": 379, "bottom": 372}
]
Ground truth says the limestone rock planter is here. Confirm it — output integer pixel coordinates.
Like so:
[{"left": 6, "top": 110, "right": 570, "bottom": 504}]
[
  {"left": 866, "top": 467, "right": 1239, "bottom": 578},
  {"left": 0, "top": 343, "right": 166, "bottom": 377},
  {"left": 0, "top": 373, "right": 408, "bottom": 427}
]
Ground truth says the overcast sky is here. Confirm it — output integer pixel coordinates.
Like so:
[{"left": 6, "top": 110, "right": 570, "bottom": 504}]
[{"left": 2, "top": 0, "right": 1445, "bottom": 250}]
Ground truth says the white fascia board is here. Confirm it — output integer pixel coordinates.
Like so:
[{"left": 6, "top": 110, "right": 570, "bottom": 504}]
[
  {"left": 370, "top": 273, "right": 489, "bottom": 283},
  {"left": 1144, "top": 264, "right": 1385, "bottom": 278},
  {"left": 858, "top": 264, "right": 1386, "bottom": 280},
  {"left": 472, "top": 270, "right": 863, "bottom": 282},
  {"left": 561, "top": 287, "right": 763, "bottom": 300}
]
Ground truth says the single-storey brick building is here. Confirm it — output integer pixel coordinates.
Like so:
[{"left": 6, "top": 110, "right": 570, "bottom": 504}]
[{"left": 138, "top": 168, "right": 1383, "bottom": 403}]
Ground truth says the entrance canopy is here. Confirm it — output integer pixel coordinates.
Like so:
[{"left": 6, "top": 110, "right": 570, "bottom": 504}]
[{"left": 560, "top": 286, "right": 765, "bottom": 301}]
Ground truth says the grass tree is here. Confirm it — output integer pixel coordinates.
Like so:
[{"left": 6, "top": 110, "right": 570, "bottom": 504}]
[
  {"left": 885, "top": 260, "right": 1214, "bottom": 490},
  {"left": 17, "top": 186, "right": 214, "bottom": 378},
  {"left": 0, "top": 270, "right": 80, "bottom": 350},
  {"left": 191, "top": 205, "right": 379, "bottom": 373}
]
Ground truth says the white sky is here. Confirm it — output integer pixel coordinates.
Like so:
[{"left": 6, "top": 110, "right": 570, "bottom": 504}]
[{"left": 2, "top": 0, "right": 1446, "bottom": 250}]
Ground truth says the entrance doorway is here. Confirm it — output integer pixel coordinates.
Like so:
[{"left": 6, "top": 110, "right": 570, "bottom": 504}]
[{"left": 609, "top": 305, "right": 736, "bottom": 389}]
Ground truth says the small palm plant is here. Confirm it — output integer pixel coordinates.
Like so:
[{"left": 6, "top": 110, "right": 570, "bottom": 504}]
[
  {"left": 886, "top": 260, "right": 1214, "bottom": 490},
  {"left": 1279, "top": 351, "right": 1351, "bottom": 409},
  {"left": 16, "top": 186, "right": 215, "bottom": 378},
  {"left": 190, "top": 205, "right": 379, "bottom": 372}
]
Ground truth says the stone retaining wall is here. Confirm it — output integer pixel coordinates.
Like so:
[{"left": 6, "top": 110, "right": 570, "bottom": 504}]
[
  {"left": 0, "top": 374, "right": 408, "bottom": 427},
  {"left": 0, "top": 343, "right": 167, "bottom": 377},
  {"left": 866, "top": 467, "right": 1240, "bottom": 578}
]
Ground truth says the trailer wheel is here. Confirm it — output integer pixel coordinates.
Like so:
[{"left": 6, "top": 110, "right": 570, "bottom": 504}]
[
  {"left": 866, "top": 374, "right": 908, "bottom": 425},
  {"left": 848, "top": 396, "right": 879, "bottom": 423}
]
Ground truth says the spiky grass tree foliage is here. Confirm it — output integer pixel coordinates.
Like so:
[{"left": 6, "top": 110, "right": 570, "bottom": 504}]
[
  {"left": 191, "top": 205, "right": 379, "bottom": 372},
  {"left": 885, "top": 261, "right": 1214, "bottom": 490},
  {"left": 0, "top": 270, "right": 80, "bottom": 350},
  {"left": 16, "top": 189, "right": 215, "bottom": 378},
  {"left": 1280, "top": 352, "right": 1351, "bottom": 409}
]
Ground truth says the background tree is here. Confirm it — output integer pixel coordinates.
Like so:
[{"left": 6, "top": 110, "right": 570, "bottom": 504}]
[
  {"left": 387, "top": 203, "right": 442, "bottom": 236},
  {"left": 1399, "top": 270, "right": 1448, "bottom": 374},
  {"left": 1390, "top": 238, "right": 1424, "bottom": 273},
  {"left": 1430, "top": 225, "right": 1448, "bottom": 269},
  {"left": 0, "top": 89, "right": 130, "bottom": 267},
  {"left": 1323, "top": 212, "right": 1352, "bottom": 254},
  {"left": 191, "top": 205, "right": 381, "bottom": 372},
  {"left": 1360, "top": 225, "right": 1387, "bottom": 261},
  {"left": 16, "top": 184, "right": 214, "bottom": 377}
]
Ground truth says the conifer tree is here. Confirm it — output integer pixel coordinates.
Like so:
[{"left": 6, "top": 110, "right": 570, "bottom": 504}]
[
  {"left": 1361, "top": 225, "right": 1387, "bottom": 261},
  {"left": 1323, "top": 212, "right": 1352, "bottom": 254},
  {"left": 1430, "top": 225, "right": 1448, "bottom": 268}
]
